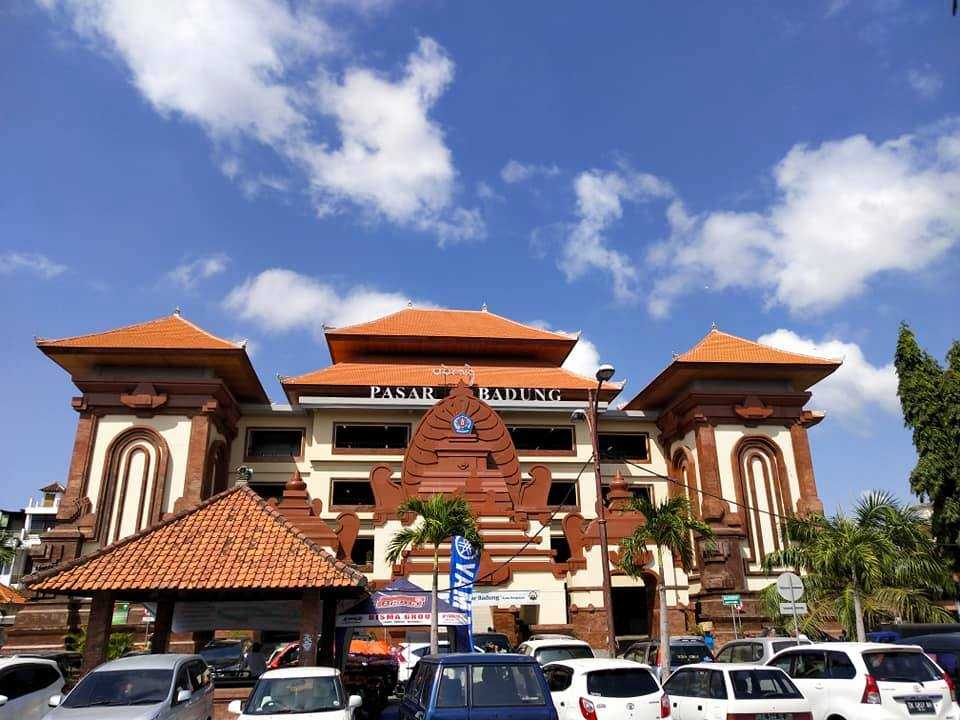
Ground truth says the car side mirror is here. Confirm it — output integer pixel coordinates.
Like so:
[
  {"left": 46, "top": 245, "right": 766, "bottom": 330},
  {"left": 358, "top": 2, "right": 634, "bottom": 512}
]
[
  {"left": 176, "top": 688, "right": 192, "bottom": 703},
  {"left": 48, "top": 694, "right": 62, "bottom": 707},
  {"left": 228, "top": 699, "right": 244, "bottom": 714},
  {"left": 349, "top": 695, "right": 363, "bottom": 709}
]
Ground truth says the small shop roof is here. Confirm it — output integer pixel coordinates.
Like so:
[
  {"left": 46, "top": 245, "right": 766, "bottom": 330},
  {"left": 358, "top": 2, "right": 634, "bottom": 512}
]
[{"left": 24, "top": 485, "right": 366, "bottom": 594}]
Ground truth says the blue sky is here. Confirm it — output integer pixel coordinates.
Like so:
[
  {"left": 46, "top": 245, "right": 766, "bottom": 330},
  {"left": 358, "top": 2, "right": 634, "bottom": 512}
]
[{"left": 1, "top": 1, "right": 958, "bottom": 512}]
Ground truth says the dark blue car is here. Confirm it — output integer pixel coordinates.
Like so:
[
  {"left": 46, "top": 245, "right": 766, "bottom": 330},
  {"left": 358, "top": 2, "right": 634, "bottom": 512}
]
[{"left": 399, "top": 653, "right": 558, "bottom": 720}]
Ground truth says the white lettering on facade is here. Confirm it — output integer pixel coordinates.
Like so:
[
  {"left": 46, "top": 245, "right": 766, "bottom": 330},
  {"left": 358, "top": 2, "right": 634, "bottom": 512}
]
[{"left": 365, "top": 386, "right": 565, "bottom": 402}]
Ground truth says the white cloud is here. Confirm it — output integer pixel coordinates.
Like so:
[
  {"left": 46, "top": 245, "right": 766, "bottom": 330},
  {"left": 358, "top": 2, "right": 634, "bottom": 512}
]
[
  {"left": 500, "top": 160, "right": 560, "bottom": 184},
  {"left": 526, "top": 320, "right": 604, "bottom": 379},
  {"left": 648, "top": 123, "right": 960, "bottom": 317},
  {"left": 907, "top": 67, "right": 944, "bottom": 99},
  {"left": 561, "top": 168, "right": 673, "bottom": 302},
  {"left": 223, "top": 268, "right": 435, "bottom": 339},
  {"left": 757, "top": 329, "right": 898, "bottom": 429},
  {"left": 167, "top": 253, "right": 229, "bottom": 289},
  {"left": 0, "top": 252, "right": 67, "bottom": 279},
  {"left": 476, "top": 181, "right": 504, "bottom": 202},
  {"left": 40, "top": 1, "right": 481, "bottom": 244}
]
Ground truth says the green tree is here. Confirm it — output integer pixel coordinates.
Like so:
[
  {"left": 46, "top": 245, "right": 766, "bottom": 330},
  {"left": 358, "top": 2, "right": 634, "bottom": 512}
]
[
  {"left": 895, "top": 324, "right": 960, "bottom": 567},
  {"left": 763, "top": 491, "right": 953, "bottom": 641},
  {"left": 618, "top": 494, "right": 714, "bottom": 675},
  {"left": 0, "top": 529, "right": 17, "bottom": 568},
  {"left": 385, "top": 494, "right": 483, "bottom": 654},
  {"left": 66, "top": 630, "right": 136, "bottom": 660}
]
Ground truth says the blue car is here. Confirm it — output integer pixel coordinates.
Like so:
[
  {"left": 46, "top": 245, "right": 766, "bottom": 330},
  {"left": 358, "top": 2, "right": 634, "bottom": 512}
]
[{"left": 399, "top": 653, "right": 558, "bottom": 720}]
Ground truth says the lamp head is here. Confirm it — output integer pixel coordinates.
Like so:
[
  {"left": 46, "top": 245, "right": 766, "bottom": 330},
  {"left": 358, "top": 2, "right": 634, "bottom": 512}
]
[
  {"left": 596, "top": 364, "right": 615, "bottom": 383},
  {"left": 570, "top": 409, "right": 588, "bottom": 423}
]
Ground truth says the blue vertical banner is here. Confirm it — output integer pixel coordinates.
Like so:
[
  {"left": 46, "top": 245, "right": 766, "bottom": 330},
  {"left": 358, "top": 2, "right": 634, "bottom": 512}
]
[{"left": 449, "top": 535, "right": 479, "bottom": 650}]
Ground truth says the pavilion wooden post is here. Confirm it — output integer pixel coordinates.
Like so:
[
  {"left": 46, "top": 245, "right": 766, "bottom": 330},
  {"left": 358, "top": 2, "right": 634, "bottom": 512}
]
[
  {"left": 299, "top": 590, "right": 321, "bottom": 666},
  {"left": 317, "top": 597, "right": 338, "bottom": 667},
  {"left": 82, "top": 592, "right": 114, "bottom": 676},
  {"left": 149, "top": 596, "right": 175, "bottom": 654}
]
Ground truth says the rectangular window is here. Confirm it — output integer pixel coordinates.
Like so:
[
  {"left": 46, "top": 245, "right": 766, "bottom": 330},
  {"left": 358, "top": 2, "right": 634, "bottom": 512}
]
[
  {"left": 469, "top": 664, "right": 545, "bottom": 706},
  {"left": 601, "top": 484, "right": 651, "bottom": 504},
  {"left": 333, "top": 423, "right": 409, "bottom": 451},
  {"left": 351, "top": 537, "right": 375, "bottom": 570},
  {"left": 507, "top": 426, "right": 575, "bottom": 453},
  {"left": 331, "top": 480, "right": 376, "bottom": 507},
  {"left": 598, "top": 433, "right": 650, "bottom": 462},
  {"left": 246, "top": 428, "right": 304, "bottom": 459},
  {"left": 547, "top": 481, "right": 578, "bottom": 507},
  {"left": 551, "top": 535, "right": 571, "bottom": 564}
]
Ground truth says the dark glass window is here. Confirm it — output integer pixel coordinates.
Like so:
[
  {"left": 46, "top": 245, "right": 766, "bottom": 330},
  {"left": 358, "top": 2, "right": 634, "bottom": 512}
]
[
  {"left": 598, "top": 433, "right": 649, "bottom": 461},
  {"left": 730, "top": 670, "right": 802, "bottom": 699},
  {"left": 351, "top": 538, "right": 375, "bottom": 568},
  {"left": 601, "top": 484, "right": 651, "bottom": 504},
  {"left": 334, "top": 424, "right": 409, "bottom": 450},
  {"left": 586, "top": 668, "right": 659, "bottom": 697},
  {"left": 249, "top": 483, "right": 284, "bottom": 501},
  {"left": 551, "top": 535, "right": 571, "bottom": 563},
  {"left": 331, "top": 480, "right": 375, "bottom": 507},
  {"left": 507, "top": 427, "right": 575, "bottom": 452},
  {"left": 547, "top": 481, "right": 578, "bottom": 507},
  {"left": 246, "top": 429, "right": 303, "bottom": 459}
]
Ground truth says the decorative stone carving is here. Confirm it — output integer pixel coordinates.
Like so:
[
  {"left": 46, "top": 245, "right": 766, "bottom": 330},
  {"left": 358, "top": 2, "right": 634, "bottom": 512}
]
[
  {"left": 733, "top": 395, "right": 774, "bottom": 422},
  {"left": 120, "top": 382, "right": 168, "bottom": 410}
]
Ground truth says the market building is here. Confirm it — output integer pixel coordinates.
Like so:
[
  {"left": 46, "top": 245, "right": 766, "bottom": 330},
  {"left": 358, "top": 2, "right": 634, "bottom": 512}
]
[{"left": 12, "top": 305, "right": 840, "bottom": 658}]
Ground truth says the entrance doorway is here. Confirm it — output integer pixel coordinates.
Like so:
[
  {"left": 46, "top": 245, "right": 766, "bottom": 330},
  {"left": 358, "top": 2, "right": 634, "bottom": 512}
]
[{"left": 612, "top": 582, "right": 654, "bottom": 637}]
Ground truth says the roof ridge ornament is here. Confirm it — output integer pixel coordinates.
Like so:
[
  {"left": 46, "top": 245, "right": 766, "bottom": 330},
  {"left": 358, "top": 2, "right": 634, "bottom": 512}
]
[
  {"left": 710, "top": 321, "right": 718, "bottom": 330},
  {"left": 173, "top": 306, "right": 182, "bottom": 317},
  {"left": 481, "top": 302, "right": 488, "bottom": 312}
]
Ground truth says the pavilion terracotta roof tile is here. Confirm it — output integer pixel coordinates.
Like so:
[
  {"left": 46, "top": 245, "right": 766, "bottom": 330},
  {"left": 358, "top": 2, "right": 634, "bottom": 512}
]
[
  {"left": 327, "top": 307, "right": 576, "bottom": 342},
  {"left": 0, "top": 584, "right": 27, "bottom": 605},
  {"left": 36, "top": 313, "right": 241, "bottom": 351},
  {"left": 283, "top": 362, "right": 622, "bottom": 390},
  {"left": 676, "top": 329, "right": 840, "bottom": 365},
  {"left": 25, "top": 485, "right": 366, "bottom": 593}
]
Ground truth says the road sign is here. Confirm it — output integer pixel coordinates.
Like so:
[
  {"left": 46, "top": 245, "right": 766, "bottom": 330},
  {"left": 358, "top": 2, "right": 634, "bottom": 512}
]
[
  {"left": 721, "top": 594, "right": 742, "bottom": 606},
  {"left": 779, "top": 602, "right": 808, "bottom": 615},
  {"left": 776, "top": 572, "right": 805, "bottom": 601}
]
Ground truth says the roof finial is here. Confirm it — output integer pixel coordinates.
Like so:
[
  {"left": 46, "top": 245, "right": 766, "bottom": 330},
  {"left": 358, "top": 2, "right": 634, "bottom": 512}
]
[
  {"left": 406, "top": 300, "right": 413, "bottom": 308},
  {"left": 481, "top": 302, "right": 488, "bottom": 312},
  {"left": 710, "top": 321, "right": 718, "bottom": 330},
  {"left": 672, "top": 351, "right": 680, "bottom": 360},
  {"left": 173, "top": 306, "right": 182, "bottom": 317}
]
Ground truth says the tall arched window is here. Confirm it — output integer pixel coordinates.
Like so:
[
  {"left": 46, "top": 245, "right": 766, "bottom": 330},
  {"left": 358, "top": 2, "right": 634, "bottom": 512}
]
[
  {"left": 731, "top": 436, "right": 793, "bottom": 565},
  {"left": 202, "top": 440, "right": 229, "bottom": 501},
  {"left": 95, "top": 427, "right": 170, "bottom": 545},
  {"left": 671, "top": 447, "right": 701, "bottom": 571}
]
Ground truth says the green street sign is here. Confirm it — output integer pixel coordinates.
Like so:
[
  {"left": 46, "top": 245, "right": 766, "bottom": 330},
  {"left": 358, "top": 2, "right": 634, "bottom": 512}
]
[{"left": 721, "top": 594, "right": 741, "bottom": 606}]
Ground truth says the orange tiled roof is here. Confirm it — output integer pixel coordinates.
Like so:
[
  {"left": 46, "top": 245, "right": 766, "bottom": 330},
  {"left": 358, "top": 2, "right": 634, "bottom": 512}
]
[
  {"left": 36, "top": 313, "right": 241, "bottom": 351},
  {"left": 26, "top": 486, "right": 366, "bottom": 593},
  {"left": 677, "top": 329, "right": 839, "bottom": 365},
  {"left": 0, "top": 584, "right": 27, "bottom": 605},
  {"left": 284, "top": 362, "right": 622, "bottom": 391},
  {"left": 327, "top": 308, "right": 575, "bottom": 342}
]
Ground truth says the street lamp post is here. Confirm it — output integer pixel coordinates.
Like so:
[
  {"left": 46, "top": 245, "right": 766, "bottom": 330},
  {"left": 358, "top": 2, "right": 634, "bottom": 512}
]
[{"left": 588, "top": 364, "right": 618, "bottom": 658}]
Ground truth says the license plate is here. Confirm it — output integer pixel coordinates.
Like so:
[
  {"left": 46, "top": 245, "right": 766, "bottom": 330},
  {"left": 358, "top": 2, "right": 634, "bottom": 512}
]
[
  {"left": 906, "top": 699, "right": 935, "bottom": 714},
  {"left": 757, "top": 714, "right": 789, "bottom": 720}
]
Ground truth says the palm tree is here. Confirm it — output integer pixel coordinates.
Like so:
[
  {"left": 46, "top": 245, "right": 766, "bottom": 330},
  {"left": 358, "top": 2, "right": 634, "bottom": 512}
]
[
  {"left": 386, "top": 494, "right": 483, "bottom": 654},
  {"left": 619, "top": 494, "right": 714, "bottom": 675},
  {"left": 763, "top": 491, "right": 954, "bottom": 641},
  {"left": 0, "top": 529, "right": 18, "bottom": 570}
]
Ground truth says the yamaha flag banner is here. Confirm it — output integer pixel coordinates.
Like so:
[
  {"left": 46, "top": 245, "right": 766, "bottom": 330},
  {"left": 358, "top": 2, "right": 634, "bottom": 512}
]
[{"left": 449, "top": 536, "right": 479, "bottom": 649}]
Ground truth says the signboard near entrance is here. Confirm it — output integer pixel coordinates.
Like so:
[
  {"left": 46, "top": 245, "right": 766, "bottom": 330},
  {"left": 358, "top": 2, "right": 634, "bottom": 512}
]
[
  {"left": 721, "top": 594, "right": 742, "bottom": 606},
  {"left": 776, "top": 572, "right": 804, "bottom": 601},
  {"left": 779, "top": 602, "right": 808, "bottom": 615},
  {"left": 472, "top": 590, "right": 541, "bottom": 606}
]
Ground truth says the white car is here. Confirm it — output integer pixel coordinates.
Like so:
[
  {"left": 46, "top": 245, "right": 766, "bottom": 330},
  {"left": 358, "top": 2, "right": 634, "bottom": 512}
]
[
  {"left": 228, "top": 667, "right": 361, "bottom": 719},
  {"left": 517, "top": 639, "right": 596, "bottom": 666},
  {"left": 0, "top": 656, "right": 64, "bottom": 720},
  {"left": 663, "top": 662, "right": 810, "bottom": 720},
  {"left": 544, "top": 658, "right": 668, "bottom": 720},
  {"left": 769, "top": 642, "right": 960, "bottom": 720},
  {"left": 396, "top": 642, "right": 484, "bottom": 686}
]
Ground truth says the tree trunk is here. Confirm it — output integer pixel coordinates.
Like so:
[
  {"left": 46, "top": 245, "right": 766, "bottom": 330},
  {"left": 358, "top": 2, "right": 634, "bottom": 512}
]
[
  {"left": 431, "top": 546, "right": 440, "bottom": 654},
  {"left": 852, "top": 575, "right": 866, "bottom": 643},
  {"left": 657, "top": 545, "right": 671, "bottom": 676}
]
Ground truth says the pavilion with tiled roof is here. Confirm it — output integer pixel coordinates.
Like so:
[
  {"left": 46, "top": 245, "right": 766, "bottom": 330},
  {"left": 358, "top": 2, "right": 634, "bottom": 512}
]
[{"left": 25, "top": 484, "right": 367, "bottom": 675}]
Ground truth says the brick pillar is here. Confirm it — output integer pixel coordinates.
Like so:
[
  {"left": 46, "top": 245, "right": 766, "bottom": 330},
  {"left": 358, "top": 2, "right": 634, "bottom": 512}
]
[
  {"left": 299, "top": 590, "right": 321, "bottom": 666},
  {"left": 317, "top": 597, "right": 337, "bottom": 667},
  {"left": 694, "top": 423, "right": 727, "bottom": 522},
  {"left": 150, "top": 597, "right": 175, "bottom": 654},
  {"left": 82, "top": 592, "right": 114, "bottom": 676},
  {"left": 175, "top": 415, "right": 211, "bottom": 513},
  {"left": 58, "top": 411, "right": 99, "bottom": 522},
  {"left": 789, "top": 423, "right": 824, "bottom": 516}
]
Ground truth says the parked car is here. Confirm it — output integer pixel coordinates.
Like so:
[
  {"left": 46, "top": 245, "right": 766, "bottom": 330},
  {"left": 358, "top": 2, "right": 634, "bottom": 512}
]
[
  {"left": 768, "top": 642, "right": 958, "bottom": 720},
  {"left": 543, "top": 658, "right": 668, "bottom": 720},
  {"left": 663, "top": 663, "right": 810, "bottom": 720},
  {"left": 897, "top": 633, "right": 960, "bottom": 686},
  {"left": 228, "top": 666, "right": 362, "bottom": 718},
  {"left": 0, "top": 656, "right": 64, "bottom": 720},
  {"left": 199, "top": 639, "right": 251, "bottom": 680},
  {"left": 45, "top": 653, "right": 213, "bottom": 720},
  {"left": 621, "top": 637, "right": 714, "bottom": 679},
  {"left": 714, "top": 637, "right": 810, "bottom": 664},
  {"left": 475, "top": 633, "right": 513, "bottom": 653},
  {"left": 12, "top": 652, "right": 82, "bottom": 684},
  {"left": 517, "top": 639, "right": 595, "bottom": 665},
  {"left": 399, "top": 653, "right": 557, "bottom": 720},
  {"left": 397, "top": 642, "right": 454, "bottom": 685}
]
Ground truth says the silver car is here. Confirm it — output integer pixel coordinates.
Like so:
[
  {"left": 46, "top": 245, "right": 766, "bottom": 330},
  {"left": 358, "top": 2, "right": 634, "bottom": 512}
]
[
  {"left": 714, "top": 637, "right": 810, "bottom": 664},
  {"left": 44, "top": 653, "right": 213, "bottom": 720}
]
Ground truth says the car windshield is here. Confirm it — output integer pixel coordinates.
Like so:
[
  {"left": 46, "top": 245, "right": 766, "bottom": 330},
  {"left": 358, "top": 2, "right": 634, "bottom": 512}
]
[
  {"left": 200, "top": 643, "right": 243, "bottom": 663},
  {"left": 535, "top": 646, "right": 594, "bottom": 664},
  {"left": 471, "top": 664, "right": 546, "bottom": 706},
  {"left": 476, "top": 635, "right": 511, "bottom": 652},
  {"left": 587, "top": 668, "right": 659, "bottom": 697},
  {"left": 862, "top": 651, "right": 942, "bottom": 683},
  {"left": 63, "top": 669, "right": 172, "bottom": 708},
  {"left": 246, "top": 675, "right": 344, "bottom": 715},
  {"left": 730, "top": 670, "right": 802, "bottom": 699},
  {"left": 671, "top": 645, "right": 712, "bottom": 666}
]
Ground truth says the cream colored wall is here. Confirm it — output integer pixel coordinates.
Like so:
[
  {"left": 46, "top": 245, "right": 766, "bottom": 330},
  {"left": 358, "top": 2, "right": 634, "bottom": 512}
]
[{"left": 85, "top": 414, "right": 192, "bottom": 542}]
